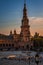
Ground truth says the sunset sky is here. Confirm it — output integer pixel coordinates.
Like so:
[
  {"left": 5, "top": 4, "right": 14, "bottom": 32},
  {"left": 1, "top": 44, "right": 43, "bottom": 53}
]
[{"left": 0, "top": 0, "right": 43, "bottom": 36}]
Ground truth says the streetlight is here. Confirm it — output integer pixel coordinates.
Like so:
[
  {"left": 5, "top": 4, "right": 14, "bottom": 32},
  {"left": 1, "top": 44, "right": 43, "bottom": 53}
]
[
  {"left": 27, "top": 51, "right": 31, "bottom": 65},
  {"left": 26, "top": 37, "right": 31, "bottom": 65},
  {"left": 28, "top": 56, "right": 30, "bottom": 65},
  {"left": 35, "top": 53, "right": 39, "bottom": 65}
]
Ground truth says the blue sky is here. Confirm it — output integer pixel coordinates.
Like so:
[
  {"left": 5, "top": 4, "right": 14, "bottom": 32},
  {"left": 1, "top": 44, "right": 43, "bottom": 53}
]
[{"left": 0, "top": 0, "right": 43, "bottom": 35}]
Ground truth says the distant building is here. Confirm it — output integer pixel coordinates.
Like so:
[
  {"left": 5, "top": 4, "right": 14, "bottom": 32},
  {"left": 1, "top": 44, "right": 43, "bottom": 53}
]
[
  {"left": 0, "top": 1, "right": 32, "bottom": 50},
  {"left": 33, "top": 32, "right": 43, "bottom": 51}
]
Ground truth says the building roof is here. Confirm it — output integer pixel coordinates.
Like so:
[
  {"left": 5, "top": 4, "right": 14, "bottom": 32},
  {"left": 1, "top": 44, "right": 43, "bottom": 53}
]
[{"left": 0, "top": 34, "right": 13, "bottom": 40}]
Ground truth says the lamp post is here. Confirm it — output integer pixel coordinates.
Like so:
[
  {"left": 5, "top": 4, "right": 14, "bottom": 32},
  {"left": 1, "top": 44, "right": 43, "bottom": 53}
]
[
  {"left": 28, "top": 55, "right": 31, "bottom": 65},
  {"left": 35, "top": 53, "right": 39, "bottom": 65},
  {"left": 27, "top": 51, "right": 31, "bottom": 65},
  {"left": 28, "top": 38, "right": 31, "bottom": 65}
]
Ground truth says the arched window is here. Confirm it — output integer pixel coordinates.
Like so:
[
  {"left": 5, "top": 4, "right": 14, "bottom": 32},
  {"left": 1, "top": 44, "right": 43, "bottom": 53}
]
[
  {"left": 6, "top": 44, "right": 8, "bottom": 47},
  {"left": 3, "top": 44, "right": 5, "bottom": 47},
  {"left": 12, "top": 44, "right": 14, "bottom": 47},
  {"left": 9, "top": 44, "right": 11, "bottom": 47},
  {"left": 0, "top": 44, "right": 2, "bottom": 47}
]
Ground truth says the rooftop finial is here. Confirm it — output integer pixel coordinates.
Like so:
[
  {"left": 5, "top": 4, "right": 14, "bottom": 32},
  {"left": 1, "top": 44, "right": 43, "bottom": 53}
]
[
  {"left": 24, "top": 0, "right": 26, "bottom": 7},
  {"left": 24, "top": 0, "right": 26, "bottom": 4}
]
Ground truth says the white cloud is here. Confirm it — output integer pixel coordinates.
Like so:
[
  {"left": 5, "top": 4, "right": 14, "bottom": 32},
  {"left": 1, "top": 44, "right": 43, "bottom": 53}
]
[
  {"left": 1, "top": 17, "right": 43, "bottom": 36},
  {"left": 29, "top": 17, "right": 43, "bottom": 36},
  {"left": 29, "top": 17, "right": 43, "bottom": 25},
  {"left": 16, "top": 17, "right": 43, "bottom": 36}
]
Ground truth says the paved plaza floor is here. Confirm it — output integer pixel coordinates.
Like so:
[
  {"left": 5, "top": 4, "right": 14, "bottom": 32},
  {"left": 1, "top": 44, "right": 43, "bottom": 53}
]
[
  {"left": 0, "top": 59, "right": 43, "bottom": 65},
  {"left": 0, "top": 51, "right": 43, "bottom": 65}
]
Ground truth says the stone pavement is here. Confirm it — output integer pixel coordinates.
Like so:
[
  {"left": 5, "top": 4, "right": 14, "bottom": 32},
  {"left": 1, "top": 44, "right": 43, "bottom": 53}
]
[
  {"left": 0, "top": 51, "right": 43, "bottom": 65},
  {"left": 0, "top": 59, "right": 43, "bottom": 65}
]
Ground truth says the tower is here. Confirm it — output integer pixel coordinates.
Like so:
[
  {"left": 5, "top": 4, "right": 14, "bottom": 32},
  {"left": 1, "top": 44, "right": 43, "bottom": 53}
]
[
  {"left": 10, "top": 30, "right": 12, "bottom": 35},
  {"left": 20, "top": 0, "right": 30, "bottom": 42}
]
